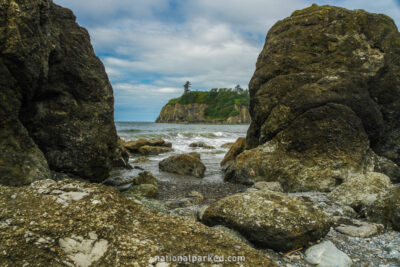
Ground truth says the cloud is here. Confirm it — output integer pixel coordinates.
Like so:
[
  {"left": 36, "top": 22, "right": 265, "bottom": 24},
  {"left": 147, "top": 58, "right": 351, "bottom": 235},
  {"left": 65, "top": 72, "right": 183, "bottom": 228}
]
[{"left": 54, "top": 0, "right": 400, "bottom": 121}]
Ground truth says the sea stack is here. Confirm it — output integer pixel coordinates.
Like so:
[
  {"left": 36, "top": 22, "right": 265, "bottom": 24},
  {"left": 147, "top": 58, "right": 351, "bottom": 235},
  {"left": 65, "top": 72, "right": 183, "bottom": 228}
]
[
  {"left": 225, "top": 5, "right": 400, "bottom": 191},
  {"left": 0, "top": 0, "right": 128, "bottom": 186}
]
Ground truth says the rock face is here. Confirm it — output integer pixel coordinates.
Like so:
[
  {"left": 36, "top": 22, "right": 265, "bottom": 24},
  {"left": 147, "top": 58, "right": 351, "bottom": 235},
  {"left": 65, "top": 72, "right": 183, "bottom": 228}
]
[
  {"left": 0, "top": 179, "right": 275, "bottom": 266},
  {"left": 159, "top": 153, "right": 206, "bottom": 178},
  {"left": 327, "top": 172, "right": 393, "bottom": 211},
  {"left": 0, "top": 0, "right": 126, "bottom": 185},
  {"left": 220, "top": 137, "right": 246, "bottom": 168},
  {"left": 226, "top": 5, "right": 400, "bottom": 190},
  {"left": 366, "top": 186, "right": 400, "bottom": 230},
  {"left": 156, "top": 103, "right": 250, "bottom": 124},
  {"left": 202, "top": 189, "right": 332, "bottom": 251}
]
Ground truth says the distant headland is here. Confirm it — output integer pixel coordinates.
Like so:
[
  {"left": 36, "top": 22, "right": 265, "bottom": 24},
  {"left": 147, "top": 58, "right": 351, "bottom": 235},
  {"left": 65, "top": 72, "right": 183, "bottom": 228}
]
[{"left": 156, "top": 85, "right": 251, "bottom": 124}]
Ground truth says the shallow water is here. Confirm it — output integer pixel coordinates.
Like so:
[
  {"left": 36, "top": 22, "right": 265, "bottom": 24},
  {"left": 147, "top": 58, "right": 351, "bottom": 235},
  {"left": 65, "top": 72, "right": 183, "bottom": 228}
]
[{"left": 115, "top": 122, "right": 249, "bottom": 183}]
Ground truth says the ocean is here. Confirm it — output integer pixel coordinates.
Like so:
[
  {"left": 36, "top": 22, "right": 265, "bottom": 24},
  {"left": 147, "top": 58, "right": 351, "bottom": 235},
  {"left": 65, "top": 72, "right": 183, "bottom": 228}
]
[{"left": 115, "top": 122, "right": 249, "bottom": 183}]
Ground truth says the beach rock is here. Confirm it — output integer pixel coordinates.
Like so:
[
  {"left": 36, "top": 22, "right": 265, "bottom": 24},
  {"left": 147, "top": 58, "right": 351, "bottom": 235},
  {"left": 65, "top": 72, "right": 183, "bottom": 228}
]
[
  {"left": 189, "top": 142, "right": 215, "bottom": 149},
  {"left": 327, "top": 172, "right": 393, "bottom": 211},
  {"left": 189, "top": 142, "right": 207, "bottom": 147},
  {"left": 221, "top": 142, "right": 234, "bottom": 149},
  {"left": 124, "top": 139, "right": 172, "bottom": 153},
  {"left": 212, "top": 225, "right": 253, "bottom": 247},
  {"left": 0, "top": 179, "right": 275, "bottom": 266},
  {"left": 366, "top": 186, "right": 400, "bottom": 230},
  {"left": 305, "top": 240, "right": 353, "bottom": 267},
  {"left": 170, "top": 208, "right": 197, "bottom": 222},
  {"left": 132, "top": 156, "right": 149, "bottom": 163},
  {"left": 132, "top": 171, "right": 158, "bottom": 186},
  {"left": 112, "top": 138, "right": 131, "bottom": 169},
  {"left": 373, "top": 153, "right": 400, "bottom": 183},
  {"left": 123, "top": 184, "right": 158, "bottom": 198},
  {"left": 225, "top": 104, "right": 372, "bottom": 190},
  {"left": 202, "top": 189, "right": 332, "bottom": 251},
  {"left": 227, "top": 5, "right": 400, "bottom": 190},
  {"left": 138, "top": 145, "right": 173, "bottom": 155},
  {"left": 253, "top": 181, "right": 283, "bottom": 192},
  {"left": 220, "top": 137, "right": 246, "bottom": 168},
  {"left": 336, "top": 219, "right": 384, "bottom": 238},
  {"left": 183, "top": 191, "right": 204, "bottom": 205},
  {"left": 159, "top": 153, "right": 206, "bottom": 178},
  {"left": 0, "top": 0, "right": 128, "bottom": 186}
]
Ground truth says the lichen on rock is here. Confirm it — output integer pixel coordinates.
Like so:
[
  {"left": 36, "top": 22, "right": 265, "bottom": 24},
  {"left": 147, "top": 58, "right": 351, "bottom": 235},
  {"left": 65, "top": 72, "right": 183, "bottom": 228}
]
[{"left": 0, "top": 179, "right": 276, "bottom": 266}]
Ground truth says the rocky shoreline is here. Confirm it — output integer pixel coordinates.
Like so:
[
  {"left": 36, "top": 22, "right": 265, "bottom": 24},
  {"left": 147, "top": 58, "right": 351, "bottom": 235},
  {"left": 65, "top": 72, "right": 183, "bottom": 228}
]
[{"left": 1, "top": 1, "right": 400, "bottom": 266}]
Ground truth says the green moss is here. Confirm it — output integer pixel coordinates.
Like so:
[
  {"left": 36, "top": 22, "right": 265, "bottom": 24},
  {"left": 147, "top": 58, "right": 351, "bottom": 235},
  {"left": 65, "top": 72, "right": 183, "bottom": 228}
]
[{"left": 167, "top": 88, "right": 250, "bottom": 120}]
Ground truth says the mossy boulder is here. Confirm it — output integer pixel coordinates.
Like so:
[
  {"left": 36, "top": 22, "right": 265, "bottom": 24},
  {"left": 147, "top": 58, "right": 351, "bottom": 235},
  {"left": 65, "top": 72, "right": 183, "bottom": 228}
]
[
  {"left": 366, "top": 186, "right": 400, "bottom": 230},
  {"left": 327, "top": 172, "right": 393, "bottom": 211},
  {"left": 202, "top": 189, "right": 333, "bottom": 251},
  {"left": 159, "top": 153, "right": 206, "bottom": 178},
  {"left": 0, "top": 0, "right": 127, "bottom": 185},
  {"left": 226, "top": 104, "right": 371, "bottom": 191},
  {"left": 0, "top": 179, "right": 276, "bottom": 266},
  {"left": 227, "top": 5, "right": 400, "bottom": 190}
]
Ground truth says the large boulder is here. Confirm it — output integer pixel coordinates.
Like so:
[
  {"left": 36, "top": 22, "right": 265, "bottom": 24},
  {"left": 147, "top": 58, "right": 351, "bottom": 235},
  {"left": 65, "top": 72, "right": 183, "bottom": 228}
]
[
  {"left": 366, "top": 186, "right": 400, "bottom": 230},
  {"left": 202, "top": 189, "right": 332, "bottom": 251},
  {"left": 226, "top": 5, "right": 400, "bottom": 191},
  {"left": 159, "top": 153, "right": 206, "bottom": 178},
  {"left": 327, "top": 172, "right": 393, "bottom": 211},
  {"left": 0, "top": 0, "right": 126, "bottom": 185},
  {"left": 0, "top": 179, "right": 275, "bottom": 266}
]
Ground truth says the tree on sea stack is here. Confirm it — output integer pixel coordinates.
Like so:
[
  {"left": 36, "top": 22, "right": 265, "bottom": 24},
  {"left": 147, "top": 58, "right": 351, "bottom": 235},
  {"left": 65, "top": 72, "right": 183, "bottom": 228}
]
[
  {"left": 184, "top": 81, "right": 191, "bottom": 94},
  {"left": 234, "top": 84, "right": 244, "bottom": 93}
]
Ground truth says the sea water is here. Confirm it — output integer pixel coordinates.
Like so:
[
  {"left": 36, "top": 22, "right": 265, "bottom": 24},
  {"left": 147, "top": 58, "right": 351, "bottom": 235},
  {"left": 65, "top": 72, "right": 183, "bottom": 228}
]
[{"left": 115, "top": 122, "right": 249, "bottom": 183}]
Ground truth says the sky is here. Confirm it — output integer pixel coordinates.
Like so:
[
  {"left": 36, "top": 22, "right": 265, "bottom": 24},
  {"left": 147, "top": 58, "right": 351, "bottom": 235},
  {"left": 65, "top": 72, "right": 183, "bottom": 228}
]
[{"left": 53, "top": 0, "right": 400, "bottom": 121}]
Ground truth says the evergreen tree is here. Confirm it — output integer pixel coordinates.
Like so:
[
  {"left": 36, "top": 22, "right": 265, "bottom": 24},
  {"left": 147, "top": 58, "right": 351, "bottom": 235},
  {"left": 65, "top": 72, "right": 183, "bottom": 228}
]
[{"left": 184, "top": 81, "right": 191, "bottom": 94}]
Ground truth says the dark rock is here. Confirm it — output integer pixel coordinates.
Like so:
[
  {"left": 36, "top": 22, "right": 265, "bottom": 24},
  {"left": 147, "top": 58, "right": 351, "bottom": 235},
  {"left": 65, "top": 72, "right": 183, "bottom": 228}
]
[
  {"left": 138, "top": 145, "right": 173, "bottom": 156},
  {"left": 124, "top": 139, "right": 172, "bottom": 153},
  {"left": 189, "top": 141, "right": 207, "bottom": 147},
  {"left": 189, "top": 142, "right": 215, "bottom": 149},
  {"left": 0, "top": 0, "right": 126, "bottom": 185},
  {"left": 159, "top": 153, "right": 206, "bottom": 178},
  {"left": 220, "top": 137, "right": 246, "bottom": 168},
  {"left": 123, "top": 183, "right": 158, "bottom": 198},
  {"left": 221, "top": 142, "right": 234, "bottom": 149},
  {"left": 226, "top": 5, "right": 400, "bottom": 190},
  {"left": 202, "top": 189, "right": 332, "bottom": 251},
  {"left": 366, "top": 186, "right": 400, "bottom": 230}
]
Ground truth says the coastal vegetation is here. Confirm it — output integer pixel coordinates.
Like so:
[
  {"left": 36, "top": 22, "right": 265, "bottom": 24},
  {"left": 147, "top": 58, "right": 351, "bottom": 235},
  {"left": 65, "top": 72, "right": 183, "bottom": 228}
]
[{"left": 167, "top": 87, "right": 250, "bottom": 120}]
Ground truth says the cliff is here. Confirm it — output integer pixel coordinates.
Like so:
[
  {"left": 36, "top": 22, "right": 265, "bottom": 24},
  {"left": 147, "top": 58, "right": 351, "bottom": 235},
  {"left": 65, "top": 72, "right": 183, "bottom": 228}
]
[
  {"left": 156, "top": 89, "right": 251, "bottom": 124},
  {"left": 224, "top": 5, "right": 400, "bottom": 191},
  {"left": 0, "top": 0, "right": 128, "bottom": 186}
]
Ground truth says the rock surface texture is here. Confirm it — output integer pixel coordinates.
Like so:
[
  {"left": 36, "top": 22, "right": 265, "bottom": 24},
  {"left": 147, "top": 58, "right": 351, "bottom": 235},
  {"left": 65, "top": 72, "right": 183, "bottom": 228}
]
[
  {"left": 0, "top": 0, "right": 126, "bottom": 186},
  {"left": 0, "top": 179, "right": 276, "bottom": 266},
  {"left": 159, "top": 153, "right": 206, "bottom": 178},
  {"left": 202, "top": 189, "right": 332, "bottom": 251},
  {"left": 156, "top": 103, "right": 251, "bottom": 124},
  {"left": 225, "top": 5, "right": 400, "bottom": 191}
]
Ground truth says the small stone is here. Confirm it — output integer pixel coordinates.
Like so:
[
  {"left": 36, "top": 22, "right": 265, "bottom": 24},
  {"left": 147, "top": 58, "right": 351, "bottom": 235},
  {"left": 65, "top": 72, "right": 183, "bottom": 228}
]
[{"left": 305, "top": 240, "right": 353, "bottom": 267}]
